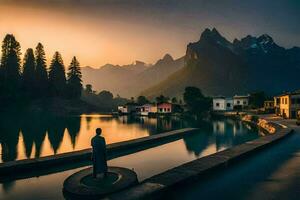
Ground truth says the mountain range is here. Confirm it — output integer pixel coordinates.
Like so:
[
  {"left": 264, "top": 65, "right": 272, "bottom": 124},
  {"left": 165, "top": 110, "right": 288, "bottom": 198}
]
[
  {"left": 82, "top": 28, "right": 300, "bottom": 99},
  {"left": 142, "top": 28, "right": 300, "bottom": 98},
  {"left": 81, "top": 54, "right": 184, "bottom": 97}
]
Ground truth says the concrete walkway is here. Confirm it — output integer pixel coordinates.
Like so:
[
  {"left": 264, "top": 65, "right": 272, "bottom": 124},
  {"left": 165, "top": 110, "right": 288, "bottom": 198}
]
[{"left": 175, "top": 115, "right": 300, "bottom": 200}]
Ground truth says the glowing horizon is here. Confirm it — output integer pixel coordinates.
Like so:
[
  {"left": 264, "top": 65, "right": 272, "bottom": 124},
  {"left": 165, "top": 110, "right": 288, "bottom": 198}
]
[
  {"left": 0, "top": 4, "right": 189, "bottom": 68},
  {"left": 0, "top": 1, "right": 299, "bottom": 67}
]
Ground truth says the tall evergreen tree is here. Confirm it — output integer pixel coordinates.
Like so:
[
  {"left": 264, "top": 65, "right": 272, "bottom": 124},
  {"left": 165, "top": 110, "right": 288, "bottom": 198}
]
[
  {"left": 35, "top": 43, "right": 48, "bottom": 97},
  {"left": 0, "top": 34, "right": 21, "bottom": 99},
  {"left": 67, "top": 56, "right": 82, "bottom": 99},
  {"left": 48, "top": 51, "right": 66, "bottom": 97},
  {"left": 22, "top": 48, "right": 36, "bottom": 98}
]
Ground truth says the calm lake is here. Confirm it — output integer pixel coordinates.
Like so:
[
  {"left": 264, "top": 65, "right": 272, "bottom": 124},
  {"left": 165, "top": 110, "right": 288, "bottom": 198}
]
[
  {"left": 0, "top": 114, "right": 192, "bottom": 162},
  {"left": 0, "top": 116, "right": 260, "bottom": 200},
  {"left": 0, "top": 114, "right": 258, "bottom": 163}
]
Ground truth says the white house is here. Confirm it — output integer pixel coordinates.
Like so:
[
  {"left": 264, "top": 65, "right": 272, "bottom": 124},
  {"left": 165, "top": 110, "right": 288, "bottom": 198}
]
[
  {"left": 118, "top": 103, "right": 139, "bottom": 114},
  {"left": 233, "top": 95, "right": 250, "bottom": 108},
  {"left": 213, "top": 97, "right": 234, "bottom": 111}
]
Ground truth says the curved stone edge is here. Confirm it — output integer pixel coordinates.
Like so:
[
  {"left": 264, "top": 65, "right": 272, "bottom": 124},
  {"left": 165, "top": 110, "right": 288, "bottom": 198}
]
[
  {"left": 0, "top": 128, "right": 199, "bottom": 179},
  {"left": 63, "top": 167, "right": 138, "bottom": 199},
  {"left": 106, "top": 115, "right": 294, "bottom": 200}
]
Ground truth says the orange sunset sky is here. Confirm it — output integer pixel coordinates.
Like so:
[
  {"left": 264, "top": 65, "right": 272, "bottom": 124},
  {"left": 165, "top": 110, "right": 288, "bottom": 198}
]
[{"left": 0, "top": 0, "right": 299, "bottom": 67}]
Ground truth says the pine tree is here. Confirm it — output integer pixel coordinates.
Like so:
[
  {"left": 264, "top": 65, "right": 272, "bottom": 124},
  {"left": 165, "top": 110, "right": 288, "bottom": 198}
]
[
  {"left": 22, "top": 48, "right": 36, "bottom": 98},
  {"left": 48, "top": 52, "right": 66, "bottom": 97},
  {"left": 35, "top": 43, "right": 48, "bottom": 97},
  {"left": 0, "top": 34, "right": 21, "bottom": 99},
  {"left": 67, "top": 56, "right": 82, "bottom": 99}
]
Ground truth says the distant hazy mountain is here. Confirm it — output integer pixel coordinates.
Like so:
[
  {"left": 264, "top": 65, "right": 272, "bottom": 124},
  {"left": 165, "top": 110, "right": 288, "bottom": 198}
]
[
  {"left": 81, "top": 54, "right": 184, "bottom": 97},
  {"left": 142, "top": 28, "right": 300, "bottom": 98}
]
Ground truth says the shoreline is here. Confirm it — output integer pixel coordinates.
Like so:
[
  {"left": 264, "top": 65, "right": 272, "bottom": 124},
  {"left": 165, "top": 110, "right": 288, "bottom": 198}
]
[
  {"left": 0, "top": 128, "right": 198, "bottom": 180},
  {"left": 106, "top": 115, "right": 294, "bottom": 200}
]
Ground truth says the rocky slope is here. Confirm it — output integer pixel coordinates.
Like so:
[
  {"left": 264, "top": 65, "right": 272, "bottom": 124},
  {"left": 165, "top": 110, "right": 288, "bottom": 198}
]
[{"left": 142, "top": 28, "right": 300, "bottom": 98}]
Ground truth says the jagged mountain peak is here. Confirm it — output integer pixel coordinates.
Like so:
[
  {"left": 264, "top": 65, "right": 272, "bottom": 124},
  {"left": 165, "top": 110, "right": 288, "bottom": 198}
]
[
  {"left": 198, "top": 27, "right": 233, "bottom": 50},
  {"left": 233, "top": 34, "right": 278, "bottom": 53},
  {"left": 234, "top": 35, "right": 258, "bottom": 49},
  {"left": 258, "top": 34, "right": 274, "bottom": 44},
  {"left": 142, "top": 29, "right": 300, "bottom": 98},
  {"left": 162, "top": 53, "right": 174, "bottom": 61},
  {"left": 200, "top": 28, "right": 223, "bottom": 41},
  {"left": 155, "top": 53, "right": 174, "bottom": 65}
]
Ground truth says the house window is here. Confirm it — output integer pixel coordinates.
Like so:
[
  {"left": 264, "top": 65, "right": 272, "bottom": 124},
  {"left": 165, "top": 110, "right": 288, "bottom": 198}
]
[
  {"left": 243, "top": 101, "right": 246, "bottom": 105},
  {"left": 226, "top": 103, "right": 231, "bottom": 107},
  {"left": 237, "top": 100, "right": 240, "bottom": 105},
  {"left": 167, "top": 108, "right": 170, "bottom": 112},
  {"left": 216, "top": 103, "right": 220, "bottom": 107}
]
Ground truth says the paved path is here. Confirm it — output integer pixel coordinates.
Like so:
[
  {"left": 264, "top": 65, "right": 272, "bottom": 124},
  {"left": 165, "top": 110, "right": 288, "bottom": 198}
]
[{"left": 175, "top": 115, "right": 300, "bottom": 200}]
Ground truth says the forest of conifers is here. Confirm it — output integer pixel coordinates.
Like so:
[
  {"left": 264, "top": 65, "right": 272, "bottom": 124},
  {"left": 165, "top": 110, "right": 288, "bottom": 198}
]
[{"left": 0, "top": 34, "right": 82, "bottom": 104}]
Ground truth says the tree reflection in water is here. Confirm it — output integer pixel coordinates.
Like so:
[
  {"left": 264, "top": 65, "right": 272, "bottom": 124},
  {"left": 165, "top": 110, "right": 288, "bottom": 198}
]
[
  {"left": 66, "top": 117, "right": 81, "bottom": 149},
  {"left": 183, "top": 119, "right": 258, "bottom": 157},
  {"left": 0, "top": 115, "right": 258, "bottom": 163},
  {"left": 47, "top": 116, "right": 67, "bottom": 154},
  {"left": 0, "top": 116, "right": 20, "bottom": 162},
  {"left": 0, "top": 116, "right": 259, "bottom": 195}
]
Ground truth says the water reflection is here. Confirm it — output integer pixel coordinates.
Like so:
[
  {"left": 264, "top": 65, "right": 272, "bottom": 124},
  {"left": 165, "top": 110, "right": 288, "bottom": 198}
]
[
  {"left": 183, "top": 119, "right": 257, "bottom": 157},
  {"left": 0, "top": 117, "right": 259, "bottom": 199},
  {"left": 0, "top": 115, "right": 257, "bottom": 163},
  {"left": 66, "top": 117, "right": 81, "bottom": 149},
  {"left": 0, "top": 116, "right": 20, "bottom": 162},
  {"left": 108, "top": 119, "right": 258, "bottom": 181},
  {"left": 0, "top": 114, "right": 187, "bottom": 162}
]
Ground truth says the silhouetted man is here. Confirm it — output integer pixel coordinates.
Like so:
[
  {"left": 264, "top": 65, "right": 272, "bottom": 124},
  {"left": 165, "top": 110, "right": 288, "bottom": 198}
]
[{"left": 91, "top": 128, "right": 108, "bottom": 179}]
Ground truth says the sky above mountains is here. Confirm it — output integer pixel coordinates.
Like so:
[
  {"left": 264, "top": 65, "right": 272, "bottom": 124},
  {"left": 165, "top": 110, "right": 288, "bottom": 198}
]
[{"left": 0, "top": 0, "right": 299, "bottom": 67}]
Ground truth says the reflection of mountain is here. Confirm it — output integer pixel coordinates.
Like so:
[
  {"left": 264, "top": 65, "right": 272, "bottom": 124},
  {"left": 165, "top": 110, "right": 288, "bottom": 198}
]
[{"left": 81, "top": 54, "right": 184, "bottom": 97}]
